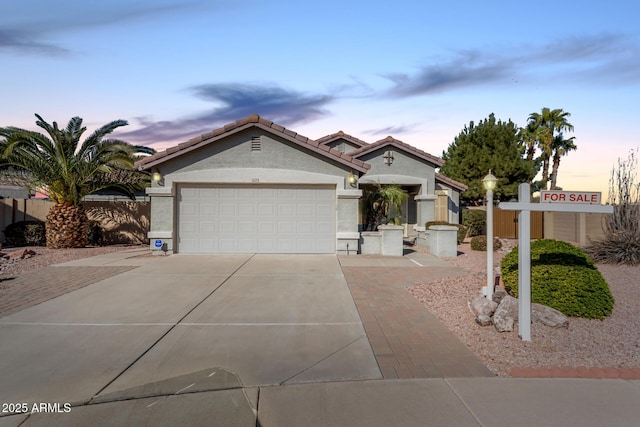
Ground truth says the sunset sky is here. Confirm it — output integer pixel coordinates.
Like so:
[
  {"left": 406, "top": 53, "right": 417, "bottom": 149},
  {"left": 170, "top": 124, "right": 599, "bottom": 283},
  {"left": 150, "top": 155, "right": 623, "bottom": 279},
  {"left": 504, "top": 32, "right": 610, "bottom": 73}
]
[{"left": 2, "top": 0, "right": 638, "bottom": 199}]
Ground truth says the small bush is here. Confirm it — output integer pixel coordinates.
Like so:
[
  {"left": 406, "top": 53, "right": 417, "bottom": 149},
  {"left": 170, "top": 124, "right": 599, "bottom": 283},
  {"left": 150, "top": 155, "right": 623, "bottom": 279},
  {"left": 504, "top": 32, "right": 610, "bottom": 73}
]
[
  {"left": 3, "top": 221, "right": 46, "bottom": 246},
  {"left": 87, "top": 220, "right": 104, "bottom": 246},
  {"left": 462, "top": 209, "right": 486, "bottom": 237},
  {"left": 501, "top": 239, "right": 614, "bottom": 319},
  {"left": 425, "top": 221, "right": 467, "bottom": 244},
  {"left": 469, "top": 235, "right": 502, "bottom": 251}
]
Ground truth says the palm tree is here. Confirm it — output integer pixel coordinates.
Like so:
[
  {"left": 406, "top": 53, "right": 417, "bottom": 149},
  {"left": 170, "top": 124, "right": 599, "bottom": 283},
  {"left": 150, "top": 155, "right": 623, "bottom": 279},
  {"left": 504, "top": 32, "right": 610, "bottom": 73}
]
[
  {"left": 362, "top": 183, "right": 409, "bottom": 231},
  {"left": 527, "top": 108, "right": 575, "bottom": 190},
  {"left": 0, "top": 114, "right": 154, "bottom": 248},
  {"left": 549, "top": 133, "right": 577, "bottom": 190}
]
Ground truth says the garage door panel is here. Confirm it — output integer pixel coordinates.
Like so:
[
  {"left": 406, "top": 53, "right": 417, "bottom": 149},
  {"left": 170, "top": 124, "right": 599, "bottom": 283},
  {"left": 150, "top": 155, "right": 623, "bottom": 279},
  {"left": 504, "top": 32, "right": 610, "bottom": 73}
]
[{"left": 178, "top": 185, "right": 335, "bottom": 254}]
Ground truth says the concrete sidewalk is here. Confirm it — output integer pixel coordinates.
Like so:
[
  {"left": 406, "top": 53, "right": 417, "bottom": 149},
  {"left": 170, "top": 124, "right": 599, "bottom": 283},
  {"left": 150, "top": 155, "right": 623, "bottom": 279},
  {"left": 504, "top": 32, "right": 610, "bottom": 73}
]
[{"left": 6, "top": 378, "right": 640, "bottom": 426}]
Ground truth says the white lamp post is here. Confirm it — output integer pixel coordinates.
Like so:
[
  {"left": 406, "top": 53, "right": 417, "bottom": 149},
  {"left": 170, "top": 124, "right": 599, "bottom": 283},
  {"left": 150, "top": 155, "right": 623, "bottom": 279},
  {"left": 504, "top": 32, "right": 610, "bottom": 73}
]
[{"left": 482, "top": 170, "right": 498, "bottom": 299}]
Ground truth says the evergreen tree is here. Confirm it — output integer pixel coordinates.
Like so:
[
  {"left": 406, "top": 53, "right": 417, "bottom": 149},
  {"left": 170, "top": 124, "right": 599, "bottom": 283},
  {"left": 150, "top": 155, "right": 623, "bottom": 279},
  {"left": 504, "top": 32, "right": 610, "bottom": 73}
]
[{"left": 440, "top": 114, "right": 539, "bottom": 205}]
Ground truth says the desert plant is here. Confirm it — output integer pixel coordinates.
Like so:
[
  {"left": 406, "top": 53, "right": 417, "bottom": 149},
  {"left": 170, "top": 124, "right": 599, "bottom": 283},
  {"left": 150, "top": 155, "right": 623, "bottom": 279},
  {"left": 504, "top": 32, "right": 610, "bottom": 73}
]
[
  {"left": 361, "top": 183, "right": 408, "bottom": 231},
  {"left": 462, "top": 209, "right": 486, "bottom": 237},
  {"left": 501, "top": 239, "right": 614, "bottom": 319},
  {"left": 3, "top": 220, "right": 46, "bottom": 246},
  {"left": 0, "top": 114, "right": 154, "bottom": 248},
  {"left": 469, "top": 235, "right": 502, "bottom": 251},
  {"left": 586, "top": 149, "right": 640, "bottom": 265}
]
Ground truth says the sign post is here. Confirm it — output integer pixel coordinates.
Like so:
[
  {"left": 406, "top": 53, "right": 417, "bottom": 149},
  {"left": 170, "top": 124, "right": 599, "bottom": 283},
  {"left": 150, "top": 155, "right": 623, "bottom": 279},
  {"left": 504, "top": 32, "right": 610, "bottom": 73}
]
[{"left": 498, "top": 183, "right": 613, "bottom": 341}]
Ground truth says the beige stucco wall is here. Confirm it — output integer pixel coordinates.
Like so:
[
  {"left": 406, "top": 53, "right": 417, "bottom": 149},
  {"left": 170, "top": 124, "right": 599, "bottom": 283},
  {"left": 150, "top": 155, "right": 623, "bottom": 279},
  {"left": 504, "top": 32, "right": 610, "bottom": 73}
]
[{"left": 543, "top": 212, "right": 607, "bottom": 246}]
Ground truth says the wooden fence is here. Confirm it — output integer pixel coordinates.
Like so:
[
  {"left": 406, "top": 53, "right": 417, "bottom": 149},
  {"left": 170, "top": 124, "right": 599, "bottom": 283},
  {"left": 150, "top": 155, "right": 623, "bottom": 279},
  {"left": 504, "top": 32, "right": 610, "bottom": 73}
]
[
  {"left": 0, "top": 198, "right": 150, "bottom": 245},
  {"left": 493, "top": 209, "right": 544, "bottom": 239}
]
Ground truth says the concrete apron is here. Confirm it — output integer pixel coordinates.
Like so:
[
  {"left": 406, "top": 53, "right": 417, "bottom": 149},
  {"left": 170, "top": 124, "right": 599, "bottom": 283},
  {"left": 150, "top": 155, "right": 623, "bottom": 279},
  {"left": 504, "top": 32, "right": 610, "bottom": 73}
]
[{"left": 0, "top": 254, "right": 380, "bottom": 416}]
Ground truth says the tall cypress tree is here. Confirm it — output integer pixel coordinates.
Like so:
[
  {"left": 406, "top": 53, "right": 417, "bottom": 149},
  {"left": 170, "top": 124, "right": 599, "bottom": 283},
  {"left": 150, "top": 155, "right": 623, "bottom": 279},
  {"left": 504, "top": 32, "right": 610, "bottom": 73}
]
[{"left": 440, "top": 113, "right": 539, "bottom": 205}]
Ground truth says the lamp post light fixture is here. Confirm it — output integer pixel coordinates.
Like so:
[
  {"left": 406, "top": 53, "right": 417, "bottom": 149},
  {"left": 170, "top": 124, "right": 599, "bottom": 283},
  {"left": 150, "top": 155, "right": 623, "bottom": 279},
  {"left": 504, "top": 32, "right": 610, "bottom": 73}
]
[{"left": 482, "top": 170, "right": 498, "bottom": 299}]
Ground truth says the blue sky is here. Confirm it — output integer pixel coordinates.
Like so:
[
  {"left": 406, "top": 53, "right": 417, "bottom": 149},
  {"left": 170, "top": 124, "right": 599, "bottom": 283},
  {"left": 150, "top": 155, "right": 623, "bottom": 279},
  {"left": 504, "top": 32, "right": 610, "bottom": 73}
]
[{"left": 2, "top": 0, "right": 639, "bottom": 198}]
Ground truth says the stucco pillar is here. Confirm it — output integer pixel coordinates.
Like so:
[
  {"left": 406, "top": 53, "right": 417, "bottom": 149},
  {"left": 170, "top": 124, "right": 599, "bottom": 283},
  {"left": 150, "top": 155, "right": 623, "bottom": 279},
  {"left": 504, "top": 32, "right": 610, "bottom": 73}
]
[
  {"left": 415, "top": 194, "right": 438, "bottom": 231},
  {"left": 336, "top": 189, "right": 361, "bottom": 255},
  {"left": 378, "top": 225, "right": 404, "bottom": 256},
  {"left": 146, "top": 186, "right": 174, "bottom": 254}
]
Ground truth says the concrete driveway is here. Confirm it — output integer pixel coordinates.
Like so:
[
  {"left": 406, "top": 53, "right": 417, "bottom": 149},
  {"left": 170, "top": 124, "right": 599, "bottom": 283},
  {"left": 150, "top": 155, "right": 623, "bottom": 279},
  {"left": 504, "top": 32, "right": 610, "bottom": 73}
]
[{"left": 0, "top": 253, "right": 380, "bottom": 424}]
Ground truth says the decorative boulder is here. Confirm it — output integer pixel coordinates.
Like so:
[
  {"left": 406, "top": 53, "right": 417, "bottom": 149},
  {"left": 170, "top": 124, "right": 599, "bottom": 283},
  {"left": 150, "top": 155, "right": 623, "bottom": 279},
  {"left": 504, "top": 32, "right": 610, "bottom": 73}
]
[
  {"left": 492, "top": 287, "right": 507, "bottom": 304},
  {"left": 493, "top": 295, "right": 518, "bottom": 332},
  {"left": 476, "top": 314, "right": 492, "bottom": 326},
  {"left": 493, "top": 315, "right": 514, "bottom": 332},
  {"left": 532, "top": 303, "right": 569, "bottom": 328},
  {"left": 468, "top": 295, "right": 498, "bottom": 317}
]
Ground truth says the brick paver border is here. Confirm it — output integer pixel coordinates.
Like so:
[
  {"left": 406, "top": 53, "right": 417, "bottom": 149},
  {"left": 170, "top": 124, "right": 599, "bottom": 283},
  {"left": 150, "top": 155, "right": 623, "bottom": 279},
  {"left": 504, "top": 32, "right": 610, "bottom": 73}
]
[
  {"left": 342, "top": 265, "right": 495, "bottom": 379},
  {"left": 511, "top": 366, "right": 640, "bottom": 379}
]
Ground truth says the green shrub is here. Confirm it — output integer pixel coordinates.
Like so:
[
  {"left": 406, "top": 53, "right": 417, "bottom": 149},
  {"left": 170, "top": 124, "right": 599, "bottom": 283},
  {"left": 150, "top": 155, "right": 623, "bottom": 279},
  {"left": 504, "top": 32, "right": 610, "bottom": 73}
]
[
  {"left": 470, "top": 235, "right": 502, "bottom": 251},
  {"left": 462, "top": 209, "right": 486, "bottom": 237},
  {"left": 425, "top": 221, "right": 467, "bottom": 244},
  {"left": 501, "top": 239, "right": 614, "bottom": 319},
  {"left": 87, "top": 220, "right": 104, "bottom": 246},
  {"left": 3, "top": 221, "right": 46, "bottom": 246}
]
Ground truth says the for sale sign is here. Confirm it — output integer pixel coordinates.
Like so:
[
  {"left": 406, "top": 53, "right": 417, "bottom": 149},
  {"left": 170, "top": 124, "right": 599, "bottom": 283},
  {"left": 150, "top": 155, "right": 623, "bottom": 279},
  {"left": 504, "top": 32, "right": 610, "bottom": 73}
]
[{"left": 540, "top": 190, "right": 601, "bottom": 204}]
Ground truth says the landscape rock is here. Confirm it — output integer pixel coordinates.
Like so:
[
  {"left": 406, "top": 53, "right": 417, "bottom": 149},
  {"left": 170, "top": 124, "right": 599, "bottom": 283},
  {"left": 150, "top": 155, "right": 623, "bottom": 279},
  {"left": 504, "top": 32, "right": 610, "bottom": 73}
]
[
  {"left": 492, "top": 287, "right": 507, "bottom": 304},
  {"left": 492, "top": 295, "right": 518, "bottom": 332},
  {"left": 532, "top": 303, "right": 569, "bottom": 328},
  {"left": 21, "top": 249, "right": 37, "bottom": 259},
  {"left": 493, "top": 314, "right": 514, "bottom": 332},
  {"left": 468, "top": 295, "right": 498, "bottom": 317},
  {"left": 495, "top": 295, "right": 519, "bottom": 320},
  {"left": 476, "top": 314, "right": 492, "bottom": 326}
]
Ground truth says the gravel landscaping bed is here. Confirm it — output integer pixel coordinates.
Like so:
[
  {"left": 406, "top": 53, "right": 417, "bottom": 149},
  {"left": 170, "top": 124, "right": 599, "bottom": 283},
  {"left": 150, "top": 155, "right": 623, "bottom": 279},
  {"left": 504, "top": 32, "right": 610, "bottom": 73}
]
[{"left": 409, "top": 241, "right": 640, "bottom": 377}]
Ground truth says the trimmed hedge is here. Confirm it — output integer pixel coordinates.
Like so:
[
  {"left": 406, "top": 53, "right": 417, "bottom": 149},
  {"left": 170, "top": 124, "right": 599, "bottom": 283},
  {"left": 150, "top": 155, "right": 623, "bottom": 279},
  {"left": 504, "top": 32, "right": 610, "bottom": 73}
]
[
  {"left": 501, "top": 239, "right": 614, "bottom": 319},
  {"left": 425, "top": 221, "right": 467, "bottom": 244},
  {"left": 3, "top": 221, "right": 46, "bottom": 246},
  {"left": 470, "top": 235, "right": 502, "bottom": 251}
]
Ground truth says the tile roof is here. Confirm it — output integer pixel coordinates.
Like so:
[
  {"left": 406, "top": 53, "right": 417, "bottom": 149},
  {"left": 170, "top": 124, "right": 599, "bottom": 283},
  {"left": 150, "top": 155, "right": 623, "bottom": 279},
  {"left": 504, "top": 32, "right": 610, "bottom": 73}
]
[
  {"left": 349, "top": 136, "right": 445, "bottom": 167},
  {"left": 316, "top": 131, "right": 369, "bottom": 148},
  {"left": 435, "top": 173, "right": 468, "bottom": 191},
  {"left": 135, "top": 114, "right": 370, "bottom": 172}
]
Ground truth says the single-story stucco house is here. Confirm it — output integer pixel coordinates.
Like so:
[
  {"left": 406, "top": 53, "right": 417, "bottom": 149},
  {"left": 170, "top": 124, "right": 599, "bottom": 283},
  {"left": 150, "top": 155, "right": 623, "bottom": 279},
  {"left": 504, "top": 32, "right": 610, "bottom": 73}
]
[{"left": 135, "top": 114, "right": 467, "bottom": 255}]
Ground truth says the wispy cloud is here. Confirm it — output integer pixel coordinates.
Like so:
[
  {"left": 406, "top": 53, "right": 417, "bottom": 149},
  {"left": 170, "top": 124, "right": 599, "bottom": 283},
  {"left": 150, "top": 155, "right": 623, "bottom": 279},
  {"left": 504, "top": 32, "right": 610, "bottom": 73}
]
[
  {"left": 0, "top": 29, "right": 71, "bottom": 56},
  {"left": 118, "top": 83, "right": 334, "bottom": 145},
  {"left": 0, "top": 1, "right": 209, "bottom": 56},
  {"left": 363, "top": 124, "right": 419, "bottom": 136},
  {"left": 385, "top": 34, "right": 640, "bottom": 97}
]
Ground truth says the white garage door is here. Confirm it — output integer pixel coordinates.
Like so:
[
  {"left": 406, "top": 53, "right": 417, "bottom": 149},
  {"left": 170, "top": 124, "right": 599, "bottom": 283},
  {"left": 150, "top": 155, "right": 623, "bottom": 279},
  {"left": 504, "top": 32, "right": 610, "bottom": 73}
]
[{"left": 178, "top": 185, "right": 336, "bottom": 254}]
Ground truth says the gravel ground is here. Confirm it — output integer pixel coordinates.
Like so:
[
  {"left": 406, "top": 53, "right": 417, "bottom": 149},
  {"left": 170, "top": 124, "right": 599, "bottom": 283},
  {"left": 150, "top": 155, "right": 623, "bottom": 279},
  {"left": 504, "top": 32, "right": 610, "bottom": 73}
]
[
  {"left": 0, "top": 245, "right": 143, "bottom": 278},
  {"left": 409, "top": 241, "right": 640, "bottom": 377}
]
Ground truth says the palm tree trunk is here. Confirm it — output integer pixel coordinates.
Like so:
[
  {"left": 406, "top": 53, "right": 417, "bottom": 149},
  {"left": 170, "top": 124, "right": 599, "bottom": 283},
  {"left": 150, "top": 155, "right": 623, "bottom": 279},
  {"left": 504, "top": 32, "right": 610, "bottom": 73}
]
[
  {"left": 550, "top": 152, "right": 561, "bottom": 190},
  {"left": 45, "top": 203, "right": 89, "bottom": 248}
]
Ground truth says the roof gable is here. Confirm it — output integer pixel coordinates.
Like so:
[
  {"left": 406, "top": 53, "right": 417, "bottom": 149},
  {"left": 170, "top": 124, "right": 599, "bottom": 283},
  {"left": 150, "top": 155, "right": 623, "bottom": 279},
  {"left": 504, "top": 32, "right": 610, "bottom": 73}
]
[
  {"left": 349, "top": 136, "right": 444, "bottom": 167},
  {"left": 136, "top": 115, "right": 369, "bottom": 173},
  {"left": 435, "top": 173, "right": 468, "bottom": 191},
  {"left": 316, "top": 131, "right": 369, "bottom": 149}
]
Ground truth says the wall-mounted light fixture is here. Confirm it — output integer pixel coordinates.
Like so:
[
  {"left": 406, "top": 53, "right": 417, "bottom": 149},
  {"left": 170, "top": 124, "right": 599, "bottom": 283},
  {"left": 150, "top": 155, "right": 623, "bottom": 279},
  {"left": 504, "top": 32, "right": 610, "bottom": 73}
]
[
  {"left": 347, "top": 171, "right": 358, "bottom": 188},
  {"left": 383, "top": 150, "right": 394, "bottom": 166},
  {"left": 152, "top": 171, "right": 163, "bottom": 185}
]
